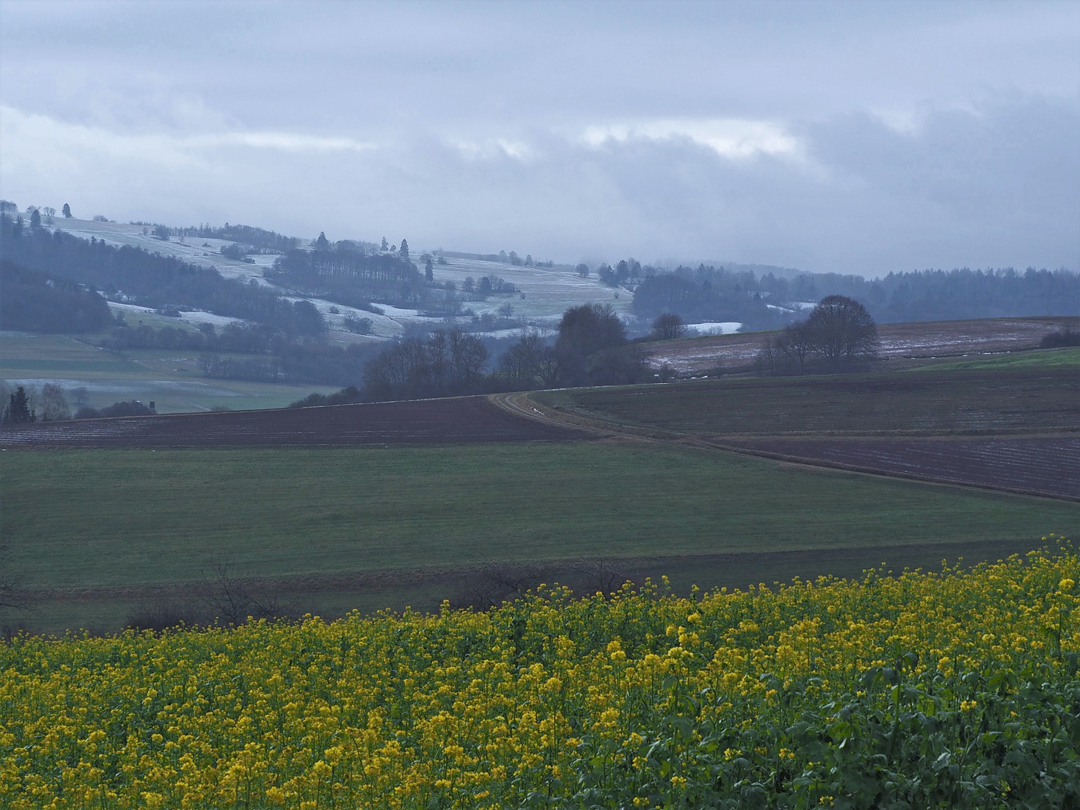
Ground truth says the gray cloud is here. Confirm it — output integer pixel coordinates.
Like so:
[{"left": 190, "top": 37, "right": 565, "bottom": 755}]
[{"left": 1, "top": 1, "right": 1077, "bottom": 274}]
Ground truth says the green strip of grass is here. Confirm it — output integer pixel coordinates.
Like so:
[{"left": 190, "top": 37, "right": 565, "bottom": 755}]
[
  {"left": 907, "top": 347, "right": 1080, "bottom": 372},
  {"left": 3, "top": 444, "right": 1075, "bottom": 590}
]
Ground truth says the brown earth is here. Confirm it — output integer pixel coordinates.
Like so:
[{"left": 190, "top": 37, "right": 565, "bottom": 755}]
[
  {"left": 0, "top": 395, "right": 589, "bottom": 448},
  {"left": 720, "top": 435, "right": 1080, "bottom": 502},
  {"left": 499, "top": 392, "right": 1080, "bottom": 502},
  {"left": 17, "top": 538, "right": 1046, "bottom": 630},
  {"left": 647, "top": 315, "right": 1080, "bottom": 373},
  {"left": 536, "top": 367, "right": 1080, "bottom": 437}
]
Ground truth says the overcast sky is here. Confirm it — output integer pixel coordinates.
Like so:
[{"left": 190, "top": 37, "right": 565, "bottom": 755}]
[{"left": 1, "top": 0, "right": 1077, "bottom": 274}]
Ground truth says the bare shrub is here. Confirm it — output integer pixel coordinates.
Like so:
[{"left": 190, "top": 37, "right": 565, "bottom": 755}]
[
  {"left": 572, "top": 557, "right": 628, "bottom": 597},
  {"left": 452, "top": 562, "right": 545, "bottom": 611},
  {"left": 125, "top": 597, "right": 208, "bottom": 632},
  {"left": 195, "top": 553, "right": 291, "bottom": 625}
]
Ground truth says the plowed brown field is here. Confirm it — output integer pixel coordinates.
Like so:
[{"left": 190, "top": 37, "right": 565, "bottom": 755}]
[
  {"left": 0, "top": 396, "right": 587, "bottom": 447},
  {"left": 716, "top": 436, "right": 1080, "bottom": 501},
  {"left": 647, "top": 315, "right": 1080, "bottom": 373}
]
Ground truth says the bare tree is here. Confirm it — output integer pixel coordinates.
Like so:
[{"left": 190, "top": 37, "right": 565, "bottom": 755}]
[
  {"left": 651, "top": 312, "right": 686, "bottom": 341},
  {"left": 454, "top": 562, "right": 544, "bottom": 611},
  {"left": 498, "top": 331, "right": 547, "bottom": 387},
  {"left": 0, "top": 544, "right": 28, "bottom": 616},
  {"left": 535, "top": 346, "right": 563, "bottom": 388},
  {"left": 448, "top": 329, "right": 488, "bottom": 387},
  {"left": 36, "top": 384, "right": 71, "bottom": 421},
  {"left": 759, "top": 298, "right": 878, "bottom": 375},
  {"left": 805, "top": 295, "right": 879, "bottom": 371},
  {"left": 573, "top": 557, "right": 627, "bottom": 596},
  {"left": 197, "top": 553, "right": 284, "bottom": 625},
  {"left": 775, "top": 321, "right": 814, "bottom": 375}
]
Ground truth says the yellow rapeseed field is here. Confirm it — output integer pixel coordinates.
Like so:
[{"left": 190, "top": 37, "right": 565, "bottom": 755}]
[{"left": 1, "top": 539, "right": 1077, "bottom": 809}]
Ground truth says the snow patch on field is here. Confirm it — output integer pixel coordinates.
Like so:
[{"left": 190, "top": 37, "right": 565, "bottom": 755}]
[
  {"left": 178, "top": 310, "right": 243, "bottom": 327},
  {"left": 685, "top": 322, "right": 742, "bottom": 336},
  {"left": 110, "top": 302, "right": 243, "bottom": 328}
]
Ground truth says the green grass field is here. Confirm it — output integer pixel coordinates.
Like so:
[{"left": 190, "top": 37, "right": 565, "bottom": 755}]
[
  {"left": 0, "top": 332, "right": 336, "bottom": 412},
  {"left": 908, "top": 346, "right": 1080, "bottom": 371},
  {"left": 3, "top": 443, "right": 1075, "bottom": 632},
  {"left": 535, "top": 366, "right": 1080, "bottom": 435}
]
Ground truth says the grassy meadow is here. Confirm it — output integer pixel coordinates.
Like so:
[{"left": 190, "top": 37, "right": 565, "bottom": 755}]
[
  {"left": 3, "top": 442, "right": 1076, "bottom": 632},
  {"left": 0, "top": 332, "right": 336, "bottom": 413},
  {"left": 909, "top": 345, "right": 1080, "bottom": 372}
]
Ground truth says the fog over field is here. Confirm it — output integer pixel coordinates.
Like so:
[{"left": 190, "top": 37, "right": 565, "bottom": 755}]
[{"left": 1, "top": 0, "right": 1077, "bottom": 274}]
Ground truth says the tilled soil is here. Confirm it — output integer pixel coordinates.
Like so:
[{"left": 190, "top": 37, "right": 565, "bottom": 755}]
[
  {"left": 722, "top": 435, "right": 1080, "bottom": 501},
  {"left": 0, "top": 396, "right": 589, "bottom": 447},
  {"left": 648, "top": 316, "right": 1080, "bottom": 373}
]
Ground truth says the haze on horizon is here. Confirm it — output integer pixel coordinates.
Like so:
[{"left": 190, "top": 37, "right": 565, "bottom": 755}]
[{"left": 1, "top": 0, "right": 1077, "bottom": 276}]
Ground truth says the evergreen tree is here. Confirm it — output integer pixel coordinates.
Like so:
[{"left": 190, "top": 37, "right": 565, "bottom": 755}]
[
  {"left": 62, "top": 203, "right": 72, "bottom": 218},
  {"left": 399, "top": 239, "right": 409, "bottom": 259},
  {"left": 29, "top": 209, "right": 41, "bottom": 229},
  {"left": 1, "top": 387, "right": 35, "bottom": 424}
]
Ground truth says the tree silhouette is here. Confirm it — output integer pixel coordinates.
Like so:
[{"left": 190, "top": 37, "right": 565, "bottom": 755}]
[
  {"left": 1, "top": 386, "right": 35, "bottom": 424},
  {"left": 805, "top": 295, "right": 879, "bottom": 371},
  {"left": 62, "top": 203, "right": 72, "bottom": 218},
  {"left": 651, "top": 312, "right": 685, "bottom": 340}
]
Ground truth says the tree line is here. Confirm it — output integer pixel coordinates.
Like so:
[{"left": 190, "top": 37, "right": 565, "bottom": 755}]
[
  {"left": 631, "top": 263, "right": 1079, "bottom": 328},
  {"left": 98, "top": 320, "right": 278, "bottom": 353},
  {"left": 293, "top": 303, "right": 651, "bottom": 406},
  {"left": 1, "top": 383, "right": 74, "bottom": 423},
  {"left": 173, "top": 223, "right": 301, "bottom": 253},
  {"left": 0, "top": 215, "right": 327, "bottom": 337},
  {"left": 0, "top": 259, "right": 113, "bottom": 333},
  {"left": 268, "top": 246, "right": 426, "bottom": 311}
]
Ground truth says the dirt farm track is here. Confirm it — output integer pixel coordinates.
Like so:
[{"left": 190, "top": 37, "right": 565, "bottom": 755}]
[
  {"left": 0, "top": 396, "right": 587, "bottom": 447},
  {"left": 3, "top": 382, "right": 1076, "bottom": 503}
]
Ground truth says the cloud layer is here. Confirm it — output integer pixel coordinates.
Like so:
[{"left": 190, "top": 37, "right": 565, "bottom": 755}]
[{"left": 1, "top": 1, "right": 1077, "bottom": 274}]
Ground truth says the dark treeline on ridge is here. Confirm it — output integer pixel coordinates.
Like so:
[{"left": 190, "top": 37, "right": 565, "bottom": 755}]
[
  {"left": 0, "top": 215, "right": 325, "bottom": 337},
  {"left": 173, "top": 223, "right": 301, "bottom": 253},
  {"left": 0, "top": 259, "right": 112, "bottom": 332},
  {"left": 268, "top": 246, "right": 426, "bottom": 311},
  {"left": 632, "top": 263, "right": 1079, "bottom": 329}
]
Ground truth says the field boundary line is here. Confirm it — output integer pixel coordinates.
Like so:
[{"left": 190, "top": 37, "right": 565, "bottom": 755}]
[
  {"left": 19, "top": 537, "right": 1051, "bottom": 603},
  {"left": 693, "top": 438, "right": 1080, "bottom": 503},
  {"left": 488, "top": 392, "right": 1080, "bottom": 503}
]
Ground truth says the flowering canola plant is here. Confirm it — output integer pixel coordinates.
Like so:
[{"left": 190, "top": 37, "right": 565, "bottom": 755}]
[{"left": 1, "top": 540, "right": 1078, "bottom": 809}]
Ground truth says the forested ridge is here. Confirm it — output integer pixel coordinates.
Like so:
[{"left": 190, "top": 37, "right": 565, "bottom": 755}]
[
  {"left": 0, "top": 259, "right": 112, "bottom": 333},
  {"left": 268, "top": 246, "right": 425, "bottom": 310},
  {"left": 0, "top": 215, "right": 324, "bottom": 336},
  {"left": 633, "top": 263, "right": 1079, "bottom": 328}
]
